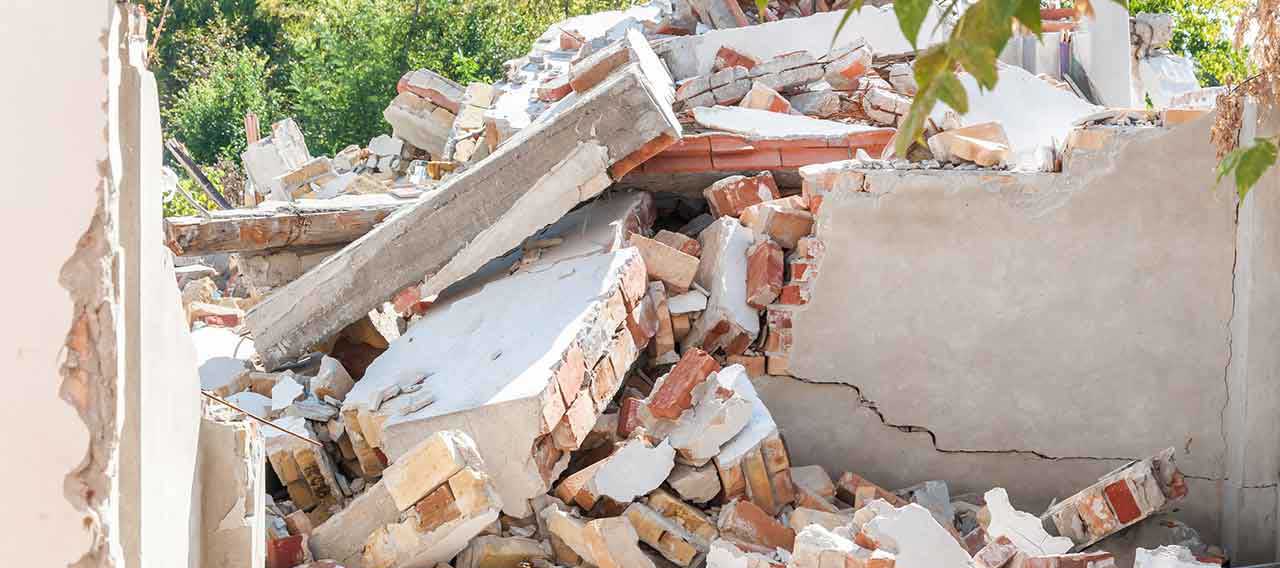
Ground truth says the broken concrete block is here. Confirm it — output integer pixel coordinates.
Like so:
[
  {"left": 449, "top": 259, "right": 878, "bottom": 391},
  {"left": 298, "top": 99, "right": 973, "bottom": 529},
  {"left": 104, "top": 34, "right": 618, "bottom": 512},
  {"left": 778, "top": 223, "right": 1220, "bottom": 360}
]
[
  {"left": 739, "top": 81, "right": 793, "bottom": 114},
  {"left": 862, "top": 503, "right": 970, "bottom": 568},
  {"left": 739, "top": 198, "right": 814, "bottom": 250},
  {"left": 745, "top": 238, "right": 784, "bottom": 309},
  {"left": 361, "top": 466, "right": 502, "bottom": 568},
  {"left": 655, "top": 229, "right": 702, "bottom": 257},
  {"left": 626, "top": 502, "right": 702, "bottom": 566},
  {"left": 662, "top": 364, "right": 755, "bottom": 465},
  {"left": 974, "top": 535, "right": 1020, "bottom": 568},
  {"left": 631, "top": 232, "right": 700, "bottom": 293},
  {"left": 585, "top": 516, "right": 659, "bottom": 568},
  {"left": 271, "top": 374, "right": 305, "bottom": 412},
  {"left": 383, "top": 91, "right": 457, "bottom": 157},
  {"left": 927, "top": 121, "right": 1011, "bottom": 167},
  {"left": 1133, "top": 546, "right": 1218, "bottom": 568},
  {"left": 311, "top": 356, "right": 354, "bottom": 403},
  {"left": 276, "top": 156, "right": 338, "bottom": 200},
  {"left": 823, "top": 38, "right": 874, "bottom": 90},
  {"left": 896, "top": 480, "right": 954, "bottom": 534},
  {"left": 242, "top": 118, "right": 312, "bottom": 203},
  {"left": 685, "top": 217, "right": 759, "bottom": 355},
  {"left": 249, "top": 58, "right": 681, "bottom": 371},
  {"left": 587, "top": 434, "right": 677, "bottom": 503},
  {"left": 648, "top": 488, "right": 720, "bottom": 545},
  {"left": 667, "top": 462, "right": 722, "bottom": 503},
  {"left": 791, "top": 524, "right": 894, "bottom": 568},
  {"left": 984, "top": 487, "right": 1072, "bottom": 555},
  {"left": 398, "top": 68, "right": 466, "bottom": 114},
  {"left": 861, "top": 87, "right": 911, "bottom": 126},
  {"left": 703, "top": 173, "right": 781, "bottom": 218},
  {"left": 455, "top": 535, "right": 552, "bottom": 568},
  {"left": 718, "top": 499, "right": 795, "bottom": 552}
]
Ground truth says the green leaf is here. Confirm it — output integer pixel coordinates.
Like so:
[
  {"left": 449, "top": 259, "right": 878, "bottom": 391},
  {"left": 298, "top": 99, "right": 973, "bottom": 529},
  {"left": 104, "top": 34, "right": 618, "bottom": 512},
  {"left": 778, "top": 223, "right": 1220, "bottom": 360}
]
[
  {"left": 1011, "top": 0, "right": 1042, "bottom": 35},
  {"left": 830, "top": 0, "right": 867, "bottom": 48},
  {"left": 895, "top": 0, "right": 933, "bottom": 49},
  {"left": 948, "top": 40, "right": 1000, "bottom": 89},
  {"left": 895, "top": 86, "right": 939, "bottom": 157},
  {"left": 934, "top": 70, "right": 969, "bottom": 114},
  {"left": 755, "top": 0, "right": 769, "bottom": 22},
  {"left": 911, "top": 45, "right": 950, "bottom": 92},
  {"left": 1228, "top": 138, "right": 1279, "bottom": 199}
]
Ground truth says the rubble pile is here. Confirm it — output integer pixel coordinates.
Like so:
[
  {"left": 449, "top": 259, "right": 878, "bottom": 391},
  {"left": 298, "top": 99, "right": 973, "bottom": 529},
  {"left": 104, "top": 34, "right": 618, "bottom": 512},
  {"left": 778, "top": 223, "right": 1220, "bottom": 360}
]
[{"left": 167, "top": 2, "right": 1228, "bottom": 567}]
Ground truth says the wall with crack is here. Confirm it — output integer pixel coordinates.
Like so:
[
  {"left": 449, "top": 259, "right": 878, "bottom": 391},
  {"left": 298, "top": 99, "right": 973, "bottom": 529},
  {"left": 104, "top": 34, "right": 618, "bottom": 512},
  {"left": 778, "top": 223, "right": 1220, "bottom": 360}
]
[{"left": 763, "top": 113, "right": 1280, "bottom": 558}]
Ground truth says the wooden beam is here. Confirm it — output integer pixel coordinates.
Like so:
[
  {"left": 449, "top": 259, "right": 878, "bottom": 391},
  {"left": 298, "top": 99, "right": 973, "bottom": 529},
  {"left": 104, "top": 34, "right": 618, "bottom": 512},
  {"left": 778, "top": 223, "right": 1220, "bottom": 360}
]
[
  {"left": 246, "top": 57, "right": 679, "bottom": 370},
  {"left": 164, "top": 200, "right": 405, "bottom": 256},
  {"left": 165, "top": 139, "right": 234, "bottom": 209}
]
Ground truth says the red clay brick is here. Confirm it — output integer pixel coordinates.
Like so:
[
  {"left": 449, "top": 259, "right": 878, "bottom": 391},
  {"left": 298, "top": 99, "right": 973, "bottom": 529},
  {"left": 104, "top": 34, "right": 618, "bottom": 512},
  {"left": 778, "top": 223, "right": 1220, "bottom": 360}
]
[
  {"left": 746, "top": 239, "right": 784, "bottom": 309},
  {"left": 638, "top": 154, "right": 715, "bottom": 174},
  {"left": 1103, "top": 480, "right": 1142, "bottom": 524},
  {"left": 610, "top": 133, "right": 678, "bottom": 179},
  {"left": 780, "top": 147, "right": 853, "bottom": 167},
  {"left": 712, "top": 149, "right": 782, "bottom": 170},
  {"left": 648, "top": 348, "right": 721, "bottom": 419},
  {"left": 714, "top": 46, "right": 760, "bottom": 71},
  {"left": 706, "top": 133, "right": 755, "bottom": 153}
]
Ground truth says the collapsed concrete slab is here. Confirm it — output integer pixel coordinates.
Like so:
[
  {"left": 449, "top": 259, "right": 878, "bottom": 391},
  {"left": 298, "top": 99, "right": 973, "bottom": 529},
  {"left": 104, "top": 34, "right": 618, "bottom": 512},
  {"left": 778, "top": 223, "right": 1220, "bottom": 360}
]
[
  {"left": 248, "top": 51, "right": 680, "bottom": 370},
  {"left": 342, "top": 245, "right": 649, "bottom": 516}
]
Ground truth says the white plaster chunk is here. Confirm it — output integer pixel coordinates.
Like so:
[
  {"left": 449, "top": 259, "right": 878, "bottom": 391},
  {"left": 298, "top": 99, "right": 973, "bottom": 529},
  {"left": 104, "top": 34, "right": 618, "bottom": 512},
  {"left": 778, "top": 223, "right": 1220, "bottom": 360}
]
[
  {"left": 588, "top": 436, "right": 677, "bottom": 503},
  {"left": 224, "top": 391, "right": 272, "bottom": 418},
  {"left": 791, "top": 524, "right": 876, "bottom": 568},
  {"left": 667, "top": 463, "right": 722, "bottom": 504},
  {"left": 693, "top": 106, "right": 889, "bottom": 141},
  {"left": 345, "top": 249, "right": 642, "bottom": 516},
  {"left": 1134, "top": 545, "right": 1219, "bottom": 568},
  {"left": 270, "top": 373, "right": 305, "bottom": 412},
  {"left": 684, "top": 217, "right": 759, "bottom": 353},
  {"left": 862, "top": 503, "right": 970, "bottom": 568},
  {"left": 706, "top": 538, "right": 785, "bottom": 568},
  {"left": 666, "top": 365, "right": 754, "bottom": 465},
  {"left": 930, "top": 63, "right": 1100, "bottom": 170},
  {"left": 984, "top": 487, "right": 1073, "bottom": 555},
  {"left": 715, "top": 367, "right": 778, "bottom": 469},
  {"left": 193, "top": 325, "right": 255, "bottom": 393},
  {"left": 668, "top": 289, "right": 709, "bottom": 314}
]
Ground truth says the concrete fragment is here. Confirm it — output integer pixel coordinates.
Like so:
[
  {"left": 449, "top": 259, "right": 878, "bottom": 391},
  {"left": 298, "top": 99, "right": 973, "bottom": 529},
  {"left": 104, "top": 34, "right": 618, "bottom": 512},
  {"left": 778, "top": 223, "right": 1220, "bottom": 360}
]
[
  {"left": 862, "top": 503, "right": 969, "bottom": 568},
  {"left": 587, "top": 435, "right": 677, "bottom": 503},
  {"left": 706, "top": 538, "right": 785, "bottom": 568},
  {"left": 927, "top": 122, "right": 1012, "bottom": 167},
  {"left": 667, "top": 462, "right": 722, "bottom": 503},
  {"left": 896, "top": 480, "right": 954, "bottom": 532},
  {"left": 787, "top": 507, "right": 853, "bottom": 533},
  {"left": 791, "top": 524, "right": 893, "bottom": 568},
  {"left": 311, "top": 356, "right": 354, "bottom": 402},
  {"left": 704, "top": 173, "right": 781, "bottom": 218},
  {"left": 888, "top": 63, "right": 917, "bottom": 95},
  {"left": 585, "top": 516, "right": 658, "bottom": 568},
  {"left": 242, "top": 118, "right": 312, "bottom": 203},
  {"left": 200, "top": 414, "right": 267, "bottom": 568},
  {"left": 668, "top": 290, "right": 709, "bottom": 314},
  {"left": 685, "top": 217, "right": 759, "bottom": 355},
  {"left": 309, "top": 481, "right": 399, "bottom": 566},
  {"left": 861, "top": 87, "right": 911, "bottom": 126},
  {"left": 248, "top": 56, "right": 680, "bottom": 371},
  {"left": 787, "top": 90, "right": 842, "bottom": 118},
  {"left": 398, "top": 68, "right": 466, "bottom": 114},
  {"left": 693, "top": 106, "right": 889, "bottom": 141},
  {"left": 985, "top": 487, "right": 1072, "bottom": 555}
]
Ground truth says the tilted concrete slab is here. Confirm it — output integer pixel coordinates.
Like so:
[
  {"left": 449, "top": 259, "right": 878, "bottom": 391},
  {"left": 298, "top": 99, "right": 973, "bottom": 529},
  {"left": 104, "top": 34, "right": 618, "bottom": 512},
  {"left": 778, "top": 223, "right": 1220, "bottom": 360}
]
[{"left": 247, "top": 57, "right": 679, "bottom": 370}]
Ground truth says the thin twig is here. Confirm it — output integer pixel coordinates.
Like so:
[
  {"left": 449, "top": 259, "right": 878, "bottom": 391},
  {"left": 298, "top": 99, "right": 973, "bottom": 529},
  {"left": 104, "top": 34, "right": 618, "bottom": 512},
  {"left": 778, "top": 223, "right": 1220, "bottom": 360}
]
[
  {"left": 148, "top": 0, "right": 171, "bottom": 66},
  {"left": 201, "top": 391, "right": 324, "bottom": 448}
]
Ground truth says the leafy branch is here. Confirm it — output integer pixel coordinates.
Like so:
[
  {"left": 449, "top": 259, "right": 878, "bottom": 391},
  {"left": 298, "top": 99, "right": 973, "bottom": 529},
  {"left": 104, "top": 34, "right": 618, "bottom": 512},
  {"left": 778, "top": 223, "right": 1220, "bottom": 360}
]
[{"left": 1217, "top": 136, "right": 1278, "bottom": 199}]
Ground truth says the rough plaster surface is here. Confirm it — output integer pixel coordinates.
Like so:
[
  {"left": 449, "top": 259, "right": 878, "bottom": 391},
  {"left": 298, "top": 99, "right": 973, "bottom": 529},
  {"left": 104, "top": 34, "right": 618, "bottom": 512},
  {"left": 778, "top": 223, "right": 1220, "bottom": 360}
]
[{"left": 771, "top": 118, "right": 1280, "bottom": 554}]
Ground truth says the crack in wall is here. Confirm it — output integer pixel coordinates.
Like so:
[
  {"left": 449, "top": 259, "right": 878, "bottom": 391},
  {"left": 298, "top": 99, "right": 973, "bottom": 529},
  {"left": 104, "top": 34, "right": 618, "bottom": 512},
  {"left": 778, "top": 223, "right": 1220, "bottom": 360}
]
[{"left": 776, "top": 374, "right": 1138, "bottom": 463}]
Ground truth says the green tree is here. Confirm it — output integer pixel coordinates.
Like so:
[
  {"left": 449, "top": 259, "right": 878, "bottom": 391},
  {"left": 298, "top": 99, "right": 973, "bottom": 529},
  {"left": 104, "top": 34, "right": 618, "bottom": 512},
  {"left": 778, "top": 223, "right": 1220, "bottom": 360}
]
[
  {"left": 1129, "top": 0, "right": 1250, "bottom": 86},
  {"left": 164, "top": 42, "right": 282, "bottom": 165}
]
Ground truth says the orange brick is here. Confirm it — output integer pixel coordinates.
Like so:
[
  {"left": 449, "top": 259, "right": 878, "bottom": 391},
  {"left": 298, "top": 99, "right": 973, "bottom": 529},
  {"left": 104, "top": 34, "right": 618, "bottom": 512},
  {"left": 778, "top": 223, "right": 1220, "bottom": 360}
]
[
  {"left": 712, "top": 149, "right": 783, "bottom": 170},
  {"left": 648, "top": 348, "right": 720, "bottom": 419},
  {"left": 746, "top": 239, "right": 784, "bottom": 309}
]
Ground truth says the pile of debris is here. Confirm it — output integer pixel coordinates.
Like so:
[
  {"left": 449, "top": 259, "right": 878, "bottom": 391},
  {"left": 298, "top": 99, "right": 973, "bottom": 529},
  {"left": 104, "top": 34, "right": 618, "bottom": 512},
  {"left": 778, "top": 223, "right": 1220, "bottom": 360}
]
[{"left": 168, "top": 2, "right": 1229, "bottom": 568}]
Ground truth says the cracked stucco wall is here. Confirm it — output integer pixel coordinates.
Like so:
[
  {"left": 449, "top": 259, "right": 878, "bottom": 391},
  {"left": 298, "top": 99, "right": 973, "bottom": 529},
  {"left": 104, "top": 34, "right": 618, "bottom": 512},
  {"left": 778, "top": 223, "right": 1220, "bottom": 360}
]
[
  {"left": 1, "top": 3, "right": 206, "bottom": 567},
  {"left": 758, "top": 112, "right": 1280, "bottom": 561}
]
